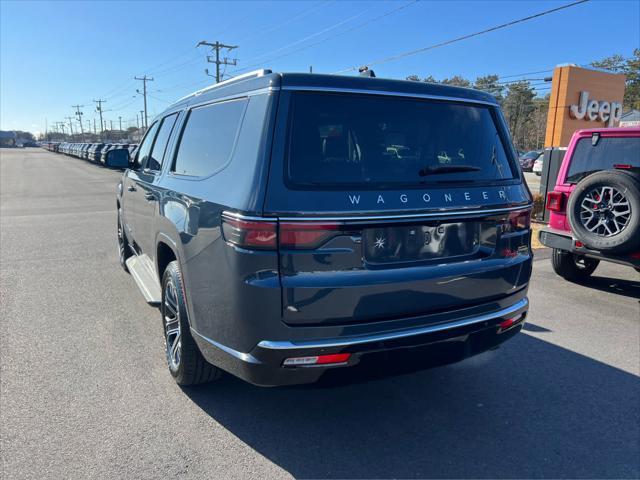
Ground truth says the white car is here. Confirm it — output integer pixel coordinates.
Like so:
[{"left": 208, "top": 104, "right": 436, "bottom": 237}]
[{"left": 533, "top": 154, "right": 543, "bottom": 176}]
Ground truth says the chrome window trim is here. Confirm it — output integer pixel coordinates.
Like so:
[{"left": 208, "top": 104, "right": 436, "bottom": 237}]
[
  {"left": 258, "top": 298, "right": 528, "bottom": 351},
  {"left": 223, "top": 204, "right": 532, "bottom": 222},
  {"left": 280, "top": 86, "right": 498, "bottom": 106},
  {"left": 222, "top": 210, "right": 271, "bottom": 222},
  {"left": 276, "top": 204, "right": 532, "bottom": 222}
]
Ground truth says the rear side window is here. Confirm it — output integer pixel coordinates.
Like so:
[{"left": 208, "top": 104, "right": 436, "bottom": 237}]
[
  {"left": 286, "top": 92, "right": 515, "bottom": 189},
  {"left": 173, "top": 98, "right": 247, "bottom": 177},
  {"left": 136, "top": 122, "right": 159, "bottom": 168},
  {"left": 566, "top": 136, "right": 640, "bottom": 184},
  {"left": 146, "top": 113, "right": 178, "bottom": 171}
]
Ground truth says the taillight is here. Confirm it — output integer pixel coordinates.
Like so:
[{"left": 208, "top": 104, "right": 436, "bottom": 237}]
[
  {"left": 279, "top": 222, "right": 342, "bottom": 249},
  {"left": 221, "top": 215, "right": 277, "bottom": 250},
  {"left": 503, "top": 209, "right": 531, "bottom": 233},
  {"left": 546, "top": 191, "right": 565, "bottom": 212},
  {"left": 283, "top": 353, "right": 351, "bottom": 367},
  {"left": 510, "top": 209, "right": 531, "bottom": 230}
]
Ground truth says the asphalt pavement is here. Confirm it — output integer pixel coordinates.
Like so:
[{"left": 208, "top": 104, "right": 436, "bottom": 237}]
[
  {"left": 1, "top": 148, "right": 638, "bottom": 479},
  {"left": 524, "top": 171, "right": 541, "bottom": 194}
]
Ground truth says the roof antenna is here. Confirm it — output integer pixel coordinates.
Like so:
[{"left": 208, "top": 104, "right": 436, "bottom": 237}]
[{"left": 358, "top": 66, "right": 376, "bottom": 77}]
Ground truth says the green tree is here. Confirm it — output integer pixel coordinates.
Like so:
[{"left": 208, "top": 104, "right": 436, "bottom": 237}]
[
  {"left": 440, "top": 75, "right": 471, "bottom": 88},
  {"left": 474, "top": 74, "right": 504, "bottom": 102},
  {"left": 406, "top": 74, "right": 439, "bottom": 83},
  {"left": 502, "top": 81, "right": 536, "bottom": 150},
  {"left": 591, "top": 49, "right": 640, "bottom": 110}
]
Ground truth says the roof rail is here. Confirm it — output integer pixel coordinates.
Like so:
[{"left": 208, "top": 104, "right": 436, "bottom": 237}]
[{"left": 175, "top": 69, "right": 273, "bottom": 103}]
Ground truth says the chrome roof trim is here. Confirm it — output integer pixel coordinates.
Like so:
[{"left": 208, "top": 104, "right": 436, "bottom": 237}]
[{"left": 280, "top": 86, "right": 498, "bottom": 106}]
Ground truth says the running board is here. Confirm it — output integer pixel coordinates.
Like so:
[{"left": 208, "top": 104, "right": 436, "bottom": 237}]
[{"left": 126, "top": 255, "right": 161, "bottom": 305}]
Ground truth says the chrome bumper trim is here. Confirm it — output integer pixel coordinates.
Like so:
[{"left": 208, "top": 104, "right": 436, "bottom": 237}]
[
  {"left": 258, "top": 298, "right": 529, "bottom": 350},
  {"left": 191, "top": 328, "right": 261, "bottom": 364}
]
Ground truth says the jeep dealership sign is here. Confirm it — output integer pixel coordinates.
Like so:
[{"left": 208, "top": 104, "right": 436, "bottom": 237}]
[
  {"left": 569, "top": 91, "right": 622, "bottom": 127},
  {"left": 545, "top": 65, "right": 626, "bottom": 147}
]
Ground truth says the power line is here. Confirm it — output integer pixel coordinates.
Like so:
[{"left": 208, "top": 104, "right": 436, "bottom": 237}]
[
  {"left": 235, "top": 1, "right": 331, "bottom": 44},
  {"left": 230, "top": 0, "right": 419, "bottom": 76},
  {"left": 233, "top": 7, "right": 372, "bottom": 68},
  {"left": 332, "top": 0, "right": 591, "bottom": 73}
]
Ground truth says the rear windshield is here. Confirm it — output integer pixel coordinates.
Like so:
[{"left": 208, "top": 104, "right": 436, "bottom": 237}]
[
  {"left": 286, "top": 92, "right": 516, "bottom": 189},
  {"left": 566, "top": 136, "right": 640, "bottom": 184}
]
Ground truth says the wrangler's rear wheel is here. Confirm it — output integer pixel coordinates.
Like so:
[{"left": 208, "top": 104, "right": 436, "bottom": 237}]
[
  {"left": 551, "top": 248, "right": 599, "bottom": 282},
  {"left": 567, "top": 171, "right": 640, "bottom": 253},
  {"left": 161, "top": 261, "right": 222, "bottom": 386}
]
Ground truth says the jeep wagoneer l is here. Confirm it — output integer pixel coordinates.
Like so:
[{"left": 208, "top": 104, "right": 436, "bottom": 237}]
[{"left": 117, "top": 70, "right": 533, "bottom": 386}]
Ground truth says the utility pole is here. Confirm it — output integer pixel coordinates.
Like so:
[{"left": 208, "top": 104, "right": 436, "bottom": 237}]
[
  {"left": 65, "top": 116, "right": 75, "bottom": 139},
  {"left": 134, "top": 75, "right": 154, "bottom": 128},
  {"left": 72, "top": 105, "right": 85, "bottom": 142},
  {"left": 139, "top": 110, "right": 145, "bottom": 131},
  {"left": 197, "top": 41, "right": 238, "bottom": 83},
  {"left": 93, "top": 118, "right": 97, "bottom": 134},
  {"left": 118, "top": 116, "right": 122, "bottom": 131},
  {"left": 93, "top": 99, "right": 106, "bottom": 138},
  {"left": 110, "top": 120, "right": 114, "bottom": 131}
]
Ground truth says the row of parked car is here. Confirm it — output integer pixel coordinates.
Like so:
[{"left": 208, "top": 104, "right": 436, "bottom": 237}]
[
  {"left": 42, "top": 141, "right": 137, "bottom": 168},
  {"left": 518, "top": 150, "right": 544, "bottom": 175}
]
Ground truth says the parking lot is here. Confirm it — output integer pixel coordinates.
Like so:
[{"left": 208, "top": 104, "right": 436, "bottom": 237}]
[{"left": 1, "top": 148, "right": 638, "bottom": 479}]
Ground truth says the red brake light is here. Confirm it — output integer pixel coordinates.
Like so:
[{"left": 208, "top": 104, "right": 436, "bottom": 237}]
[
  {"left": 546, "top": 191, "right": 565, "bottom": 212},
  {"left": 506, "top": 209, "right": 531, "bottom": 232},
  {"left": 279, "top": 222, "right": 341, "bottom": 249},
  {"left": 498, "top": 314, "right": 524, "bottom": 333},
  {"left": 221, "top": 216, "right": 277, "bottom": 250},
  {"left": 613, "top": 164, "right": 632, "bottom": 169},
  {"left": 283, "top": 353, "right": 351, "bottom": 366}
]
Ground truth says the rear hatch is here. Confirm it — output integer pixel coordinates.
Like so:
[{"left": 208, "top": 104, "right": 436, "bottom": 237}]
[{"left": 264, "top": 88, "right": 532, "bottom": 326}]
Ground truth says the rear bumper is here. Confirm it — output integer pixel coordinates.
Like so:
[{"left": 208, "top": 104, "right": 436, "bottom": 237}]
[
  {"left": 539, "top": 228, "right": 640, "bottom": 268},
  {"left": 192, "top": 297, "right": 529, "bottom": 386}
]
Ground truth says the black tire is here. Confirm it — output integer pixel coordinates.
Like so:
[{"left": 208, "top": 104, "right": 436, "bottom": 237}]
[
  {"left": 161, "top": 260, "right": 222, "bottom": 386},
  {"left": 551, "top": 248, "right": 599, "bottom": 282},
  {"left": 567, "top": 170, "right": 640, "bottom": 254},
  {"left": 117, "top": 211, "right": 131, "bottom": 272}
]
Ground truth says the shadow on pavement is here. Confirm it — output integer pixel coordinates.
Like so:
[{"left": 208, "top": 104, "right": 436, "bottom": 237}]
[
  {"left": 575, "top": 274, "right": 640, "bottom": 299},
  {"left": 183, "top": 334, "right": 639, "bottom": 479}
]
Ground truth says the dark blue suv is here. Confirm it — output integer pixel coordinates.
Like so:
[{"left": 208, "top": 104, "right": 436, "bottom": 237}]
[{"left": 117, "top": 70, "right": 532, "bottom": 386}]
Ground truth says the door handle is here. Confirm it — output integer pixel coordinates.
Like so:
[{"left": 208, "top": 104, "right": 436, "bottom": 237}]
[
  {"left": 144, "top": 192, "right": 156, "bottom": 201},
  {"left": 127, "top": 185, "right": 136, "bottom": 192}
]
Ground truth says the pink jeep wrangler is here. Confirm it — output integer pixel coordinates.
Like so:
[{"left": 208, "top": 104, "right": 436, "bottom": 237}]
[{"left": 539, "top": 127, "right": 640, "bottom": 280}]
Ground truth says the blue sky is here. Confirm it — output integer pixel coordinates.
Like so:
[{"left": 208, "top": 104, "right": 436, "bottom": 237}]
[{"left": 1, "top": 0, "right": 638, "bottom": 134}]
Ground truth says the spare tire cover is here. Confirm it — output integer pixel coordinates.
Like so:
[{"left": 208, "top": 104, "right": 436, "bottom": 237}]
[{"left": 567, "top": 170, "right": 640, "bottom": 254}]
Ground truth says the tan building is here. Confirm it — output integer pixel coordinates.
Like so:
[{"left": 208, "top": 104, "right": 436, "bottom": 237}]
[{"left": 544, "top": 65, "right": 626, "bottom": 147}]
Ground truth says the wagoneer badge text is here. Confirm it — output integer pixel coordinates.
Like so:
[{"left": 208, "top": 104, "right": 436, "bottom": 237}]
[{"left": 348, "top": 189, "right": 507, "bottom": 206}]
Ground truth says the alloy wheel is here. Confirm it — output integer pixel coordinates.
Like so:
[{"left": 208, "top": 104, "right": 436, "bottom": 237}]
[
  {"left": 579, "top": 186, "right": 631, "bottom": 237},
  {"left": 163, "top": 280, "right": 182, "bottom": 372}
]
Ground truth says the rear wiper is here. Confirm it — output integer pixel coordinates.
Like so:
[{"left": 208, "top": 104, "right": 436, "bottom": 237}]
[{"left": 419, "top": 165, "right": 481, "bottom": 176}]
